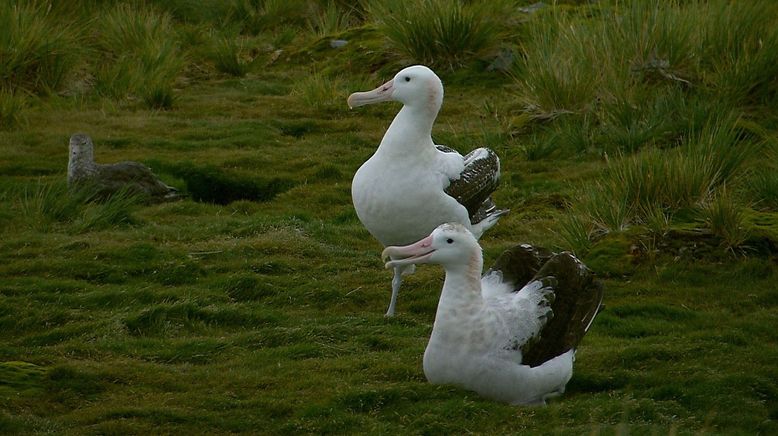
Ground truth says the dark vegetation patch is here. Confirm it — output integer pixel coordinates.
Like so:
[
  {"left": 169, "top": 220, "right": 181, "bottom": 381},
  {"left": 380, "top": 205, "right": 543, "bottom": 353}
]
[
  {"left": 609, "top": 303, "right": 697, "bottom": 322},
  {"left": 123, "top": 302, "right": 282, "bottom": 337},
  {"left": 0, "top": 303, "right": 82, "bottom": 338},
  {"left": 112, "top": 338, "right": 231, "bottom": 364},
  {"left": 0, "top": 361, "right": 47, "bottom": 395},
  {"left": 566, "top": 369, "right": 630, "bottom": 393},
  {"left": 271, "top": 119, "right": 322, "bottom": 138},
  {"left": 149, "top": 160, "right": 295, "bottom": 204},
  {"left": 97, "top": 408, "right": 193, "bottom": 426},
  {"left": 313, "top": 164, "right": 344, "bottom": 181},
  {"left": 0, "top": 164, "right": 59, "bottom": 176},
  {"left": 219, "top": 274, "right": 279, "bottom": 302},
  {"left": 45, "top": 365, "right": 108, "bottom": 401},
  {"left": 0, "top": 0, "right": 776, "bottom": 434},
  {"left": 25, "top": 323, "right": 100, "bottom": 347}
]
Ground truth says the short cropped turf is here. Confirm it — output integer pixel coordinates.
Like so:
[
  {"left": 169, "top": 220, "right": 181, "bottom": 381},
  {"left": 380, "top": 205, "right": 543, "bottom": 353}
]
[{"left": 1, "top": 0, "right": 776, "bottom": 434}]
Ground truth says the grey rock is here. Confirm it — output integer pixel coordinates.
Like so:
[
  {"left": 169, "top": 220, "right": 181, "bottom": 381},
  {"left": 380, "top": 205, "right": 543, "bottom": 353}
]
[{"left": 330, "top": 39, "right": 348, "bottom": 49}]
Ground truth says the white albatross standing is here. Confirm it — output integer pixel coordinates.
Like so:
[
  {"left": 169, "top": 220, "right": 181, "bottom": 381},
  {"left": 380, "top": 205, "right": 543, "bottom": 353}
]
[
  {"left": 348, "top": 65, "right": 507, "bottom": 316},
  {"left": 383, "top": 223, "right": 603, "bottom": 405}
]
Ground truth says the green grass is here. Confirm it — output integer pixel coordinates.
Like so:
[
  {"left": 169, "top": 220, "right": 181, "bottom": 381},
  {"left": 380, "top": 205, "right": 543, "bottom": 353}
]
[
  {"left": 514, "top": 0, "right": 778, "bottom": 152},
  {"left": 92, "top": 3, "right": 185, "bottom": 109},
  {"left": 10, "top": 180, "right": 141, "bottom": 233},
  {"left": 0, "top": 89, "right": 27, "bottom": 130},
  {"left": 0, "top": 1, "right": 777, "bottom": 434},
  {"left": 701, "top": 187, "right": 750, "bottom": 251},
  {"left": 568, "top": 114, "right": 762, "bottom": 242},
  {"left": 307, "top": 1, "right": 353, "bottom": 37},
  {"left": 0, "top": 2, "right": 79, "bottom": 95},
  {"left": 748, "top": 170, "right": 778, "bottom": 210},
  {"left": 207, "top": 32, "right": 252, "bottom": 77},
  {"left": 230, "top": 0, "right": 312, "bottom": 35},
  {"left": 367, "top": 0, "right": 513, "bottom": 68}
]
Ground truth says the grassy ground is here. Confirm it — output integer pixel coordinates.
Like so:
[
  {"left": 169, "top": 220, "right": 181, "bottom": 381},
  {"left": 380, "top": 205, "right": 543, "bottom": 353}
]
[{"left": 1, "top": 0, "right": 777, "bottom": 434}]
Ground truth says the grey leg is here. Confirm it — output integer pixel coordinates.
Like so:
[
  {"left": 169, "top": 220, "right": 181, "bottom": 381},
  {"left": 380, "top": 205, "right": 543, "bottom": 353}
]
[{"left": 385, "top": 266, "right": 403, "bottom": 317}]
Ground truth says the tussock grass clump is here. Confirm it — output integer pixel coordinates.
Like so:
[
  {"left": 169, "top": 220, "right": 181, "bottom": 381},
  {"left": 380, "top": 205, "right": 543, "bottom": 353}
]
[
  {"left": 207, "top": 32, "right": 252, "bottom": 77},
  {"left": 701, "top": 0, "right": 778, "bottom": 107},
  {"left": 640, "top": 204, "right": 672, "bottom": 237},
  {"left": 230, "top": 0, "right": 312, "bottom": 35},
  {"left": 565, "top": 116, "right": 758, "bottom": 240},
  {"left": 556, "top": 212, "right": 595, "bottom": 255},
  {"left": 16, "top": 180, "right": 140, "bottom": 232},
  {"left": 0, "top": 2, "right": 79, "bottom": 95},
  {"left": 747, "top": 170, "right": 778, "bottom": 211},
  {"left": 522, "top": 136, "right": 558, "bottom": 161},
  {"left": 93, "top": 4, "right": 185, "bottom": 109},
  {"left": 0, "top": 89, "right": 27, "bottom": 130},
  {"left": 700, "top": 187, "right": 750, "bottom": 250},
  {"left": 516, "top": 0, "right": 778, "bottom": 154},
  {"left": 367, "top": 0, "right": 512, "bottom": 68},
  {"left": 308, "top": 1, "right": 353, "bottom": 37},
  {"left": 514, "top": 10, "right": 602, "bottom": 116},
  {"left": 18, "top": 181, "right": 86, "bottom": 224},
  {"left": 145, "top": 0, "right": 236, "bottom": 24},
  {"left": 291, "top": 71, "right": 350, "bottom": 112},
  {"left": 73, "top": 189, "right": 139, "bottom": 233}
]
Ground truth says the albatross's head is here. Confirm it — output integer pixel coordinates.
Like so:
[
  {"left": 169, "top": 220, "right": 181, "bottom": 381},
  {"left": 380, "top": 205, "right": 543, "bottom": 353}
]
[
  {"left": 347, "top": 65, "right": 444, "bottom": 113},
  {"left": 69, "top": 133, "right": 92, "bottom": 154},
  {"left": 68, "top": 133, "right": 96, "bottom": 182},
  {"left": 382, "top": 223, "right": 481, "bottom": 270},
  {"left": 68, "top": 133, "right": 94, "bottom": 163}
]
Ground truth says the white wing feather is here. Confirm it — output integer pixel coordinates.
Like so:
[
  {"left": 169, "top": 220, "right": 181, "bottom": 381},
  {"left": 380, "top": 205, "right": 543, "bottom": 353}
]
[{"left": 482, "top": 279, "right": 555, "bottom": 362}]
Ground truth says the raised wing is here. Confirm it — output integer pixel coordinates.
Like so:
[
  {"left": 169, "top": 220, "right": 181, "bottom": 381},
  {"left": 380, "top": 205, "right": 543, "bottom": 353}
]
[
  {"left": 437, "top": 145, "right": 502, "bottom": 224},
  {"left": 483, "top": 244, "right": 603, "bottom": 367},
  {"left": 520, "top": 252, "right": 603, "bottom": 367},
  {"left": 481, "top": 243, "right": 552, "bottom": 300}
]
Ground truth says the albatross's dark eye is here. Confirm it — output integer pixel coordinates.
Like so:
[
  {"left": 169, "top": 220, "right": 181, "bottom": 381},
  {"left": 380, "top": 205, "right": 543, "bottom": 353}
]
[
  {"left": 404, "top": 76, "right": 411, "bottom": 82},
  {"left": 446, "top": 238, "right": 454, "bottom": 244}
]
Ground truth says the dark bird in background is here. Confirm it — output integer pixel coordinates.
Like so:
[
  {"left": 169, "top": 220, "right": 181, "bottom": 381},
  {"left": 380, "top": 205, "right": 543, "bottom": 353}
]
[{"left": 67, "top": 133, "right": 179, "bottom": 202}]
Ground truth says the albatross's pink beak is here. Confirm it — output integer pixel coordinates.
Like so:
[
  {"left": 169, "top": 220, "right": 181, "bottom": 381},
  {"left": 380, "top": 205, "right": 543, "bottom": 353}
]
[
  {"left": 347, "top": 79, "right": 394, "bottom": 109},
  {"left": 382, "top": 234, "right": 435, "bottom": 269}
]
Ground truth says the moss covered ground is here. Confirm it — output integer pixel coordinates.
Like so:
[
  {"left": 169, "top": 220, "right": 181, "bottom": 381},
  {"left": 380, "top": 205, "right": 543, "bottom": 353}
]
[{"left": 1, "top": 1, "right": 777, "bottom": 434}]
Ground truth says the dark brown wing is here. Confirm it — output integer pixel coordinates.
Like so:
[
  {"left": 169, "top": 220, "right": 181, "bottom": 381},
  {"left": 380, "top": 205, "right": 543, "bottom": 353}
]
[
  {"left": 520, "top": 252, "right": 603, "bottom": 367},
  {"left": 437, "top": 145, "right": 502, "bottom": 224},
  {"left": 485, "top": 243, "right": 553, "bottom": 290}
]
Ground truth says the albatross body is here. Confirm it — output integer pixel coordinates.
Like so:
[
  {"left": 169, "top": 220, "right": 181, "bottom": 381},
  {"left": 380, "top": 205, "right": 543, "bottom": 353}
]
[
  {"left": 383, "top": 223, "right": 603, "bottom": 405},
  {"left": 349, "top": 65, "right": 507, "bottom": 316},
  {"left": 68, "top": 133, "right": 179, "bottom": 202}
]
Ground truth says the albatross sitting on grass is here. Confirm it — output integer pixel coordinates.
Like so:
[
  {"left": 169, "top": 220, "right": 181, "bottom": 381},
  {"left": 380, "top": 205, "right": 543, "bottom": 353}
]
[
  {"left": 68, "top": 133, "right": 179, "bottom": 202},
  {"left": 348, "top": 65, "right": 508, "bottom": 316},
  {"left": 383, "top": 223, "right": 603, "bottom": 405}
]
